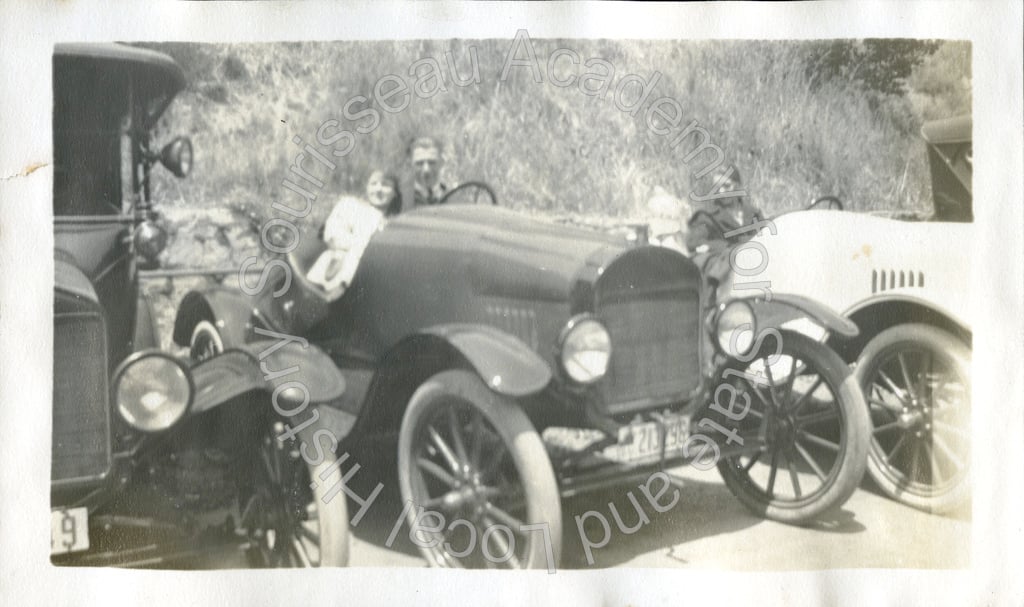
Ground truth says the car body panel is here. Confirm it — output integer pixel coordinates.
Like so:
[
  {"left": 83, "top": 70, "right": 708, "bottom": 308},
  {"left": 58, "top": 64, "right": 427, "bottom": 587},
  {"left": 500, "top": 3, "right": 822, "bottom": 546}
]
[
  {"left": 316, "top": 205, "right": 625, "bottom": 364},
  {"left": 747, "top": 293, "right": 860, "bottom": 338},
  {"left": 55, "top": 252, "right": 101, "bottom": 304},
  {"left": 189, "top": 342, "right": 346, "bottom": 415},
  {"left": 422, "top": 323, "right": 553, "bottom": 396},
  {"left": 54, "top": 42, "right": 185, "bottom": 88},
  {"left": 734, "top": 210, "right": 971, "bottom": 332},
  {"left": 176, "top": 203, "right": 711, "bottom": 426},
  {"left": 921, "top": 114, "right": 970, "bottom": 145}
]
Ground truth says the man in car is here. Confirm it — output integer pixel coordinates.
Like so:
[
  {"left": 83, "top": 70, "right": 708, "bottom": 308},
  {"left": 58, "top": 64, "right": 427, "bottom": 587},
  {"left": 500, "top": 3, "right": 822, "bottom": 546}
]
[
  {"left": 685, "top": 167, "right": 763, "bottom": 282},
  {"left": 402, "top": 136, "right": 450, "bottom": 210},
  {"left": 686, "top": 169, "right": 762, "bottom": 250}
]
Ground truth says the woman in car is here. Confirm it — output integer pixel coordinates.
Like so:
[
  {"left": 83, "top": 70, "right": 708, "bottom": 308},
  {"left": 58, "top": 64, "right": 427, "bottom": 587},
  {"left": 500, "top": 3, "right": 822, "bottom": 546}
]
[{"left": 307, "top": 169, "right": 401, "bottom": 295}]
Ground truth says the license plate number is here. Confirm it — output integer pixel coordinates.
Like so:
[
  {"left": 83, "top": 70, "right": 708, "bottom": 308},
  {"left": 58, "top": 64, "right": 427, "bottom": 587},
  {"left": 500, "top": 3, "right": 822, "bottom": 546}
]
[
  {"left": 601, "top": 415, "right": 690, "bottom": 464},
  {"left": 51, "top": 507, "right": 89, "bottom": 555}
]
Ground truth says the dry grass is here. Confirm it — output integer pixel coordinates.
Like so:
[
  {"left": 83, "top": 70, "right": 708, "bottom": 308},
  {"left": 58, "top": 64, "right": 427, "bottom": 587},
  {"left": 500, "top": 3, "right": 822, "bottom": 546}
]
[{"left": 141, "top": 39, "right": 970, "bottom": 224}]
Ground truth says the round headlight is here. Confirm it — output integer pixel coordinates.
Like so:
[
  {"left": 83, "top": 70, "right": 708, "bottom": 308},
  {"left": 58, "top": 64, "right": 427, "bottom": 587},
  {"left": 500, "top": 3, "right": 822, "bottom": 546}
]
[
  {"left": 559, "top": 316, "right": 612, "bottom": 384},
  {"left": 134, "top": 220, "right": 168, "bottom": 263},
  {"left": 160, "top": 136, "right": 193, "bottom": 178},
  {"left": 114, "top": 352, "right": 193, "bottom": 432},
  {"left": 716, "top": 300, "right": 757, "bottom": 357}
]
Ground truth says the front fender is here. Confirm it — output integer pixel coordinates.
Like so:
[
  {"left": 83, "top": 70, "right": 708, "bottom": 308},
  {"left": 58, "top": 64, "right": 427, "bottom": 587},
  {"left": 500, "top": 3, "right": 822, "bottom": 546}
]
[
  {"left": 188, "top": 340, "right": 354, "bottom": 442},
  {"left": 190, "top": 340, "right": 346, "bottom": 415},
  {"left": 421, "top": 324, "right": 552, "bottom": 397},
  {"left": 747, "top": 293, "right": 859, "bottom": 340},
  {"left": 173, "top": 287, "right": 256, "bottom": 347}
]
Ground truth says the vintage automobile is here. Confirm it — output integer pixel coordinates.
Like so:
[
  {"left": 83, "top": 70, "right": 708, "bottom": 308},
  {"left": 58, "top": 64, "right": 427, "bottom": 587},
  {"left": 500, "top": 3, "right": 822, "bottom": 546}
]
[
  {"left": 51, "top": 43, "right": 350, "bottom": 568},
  {"left": 725, "top": 116, "right": 972, "bottom": 513},
  {"left": 174, "top": 180, "right": 871, "bottom": 569}
]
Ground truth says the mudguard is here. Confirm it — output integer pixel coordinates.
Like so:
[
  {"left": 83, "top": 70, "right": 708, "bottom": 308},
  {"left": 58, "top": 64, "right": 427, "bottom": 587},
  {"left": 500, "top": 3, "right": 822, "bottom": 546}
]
[
  {"left": 190, "top": 340, "right": 346, "bottom": 414},
  {"left": 747, "top": 293, "right": 859, "bottom": 339},
  {"left": 188, "top": 340, "right": 354, "bottom": 442},
  {"left": 173, "top": 287, "right": 256, "bottom": 348},
  {"left": 422, "top": 324, "right": 552, "bottom": 397}
]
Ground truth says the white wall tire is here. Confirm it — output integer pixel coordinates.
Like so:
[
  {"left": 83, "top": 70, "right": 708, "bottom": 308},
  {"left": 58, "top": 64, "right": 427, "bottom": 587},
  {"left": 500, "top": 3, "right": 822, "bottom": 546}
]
[
  {"left": 189, "top": 320, "right": 224, "bottom": 363},
  {"left": 397, "top": 369, "right": 561, "bottom": 569}
]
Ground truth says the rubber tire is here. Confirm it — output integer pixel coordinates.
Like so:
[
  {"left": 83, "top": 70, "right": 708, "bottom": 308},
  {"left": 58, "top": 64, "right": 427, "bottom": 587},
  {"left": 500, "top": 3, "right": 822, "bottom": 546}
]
[
  {"left": 397, "top": 369, "right": 561, "bottom": 569},
  {"left": 245, "top": 432, "right": 350, "bottom": 567},
  {"left": 855, "top": 324, "right": 971, "bottom": 514},
  {"left": 717, "top": 331, "right": 871, "bottom": 524},
  {"left": 308, "top": 456, "right": 351, "bottom": 566},
  {"left": 189, "top": 320, "right": 224, "bottom": 362}
]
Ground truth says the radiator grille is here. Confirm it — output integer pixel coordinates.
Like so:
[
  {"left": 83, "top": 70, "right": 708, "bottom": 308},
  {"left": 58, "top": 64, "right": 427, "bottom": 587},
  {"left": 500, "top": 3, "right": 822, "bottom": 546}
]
[
  {"left": 598, "top": 292, "right": 701, "bottom": 413},
  {"left": 52, "top": 313, "right": 110, "bottom": 482}
]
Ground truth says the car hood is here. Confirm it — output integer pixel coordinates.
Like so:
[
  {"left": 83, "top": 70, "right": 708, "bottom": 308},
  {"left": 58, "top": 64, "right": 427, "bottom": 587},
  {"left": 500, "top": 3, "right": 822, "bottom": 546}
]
[
  {"left": 733, "top": 210, "right": 972, "bottom": 326},
  {"left": 380, "top": 205, "right": 627, "bottom": 300}
]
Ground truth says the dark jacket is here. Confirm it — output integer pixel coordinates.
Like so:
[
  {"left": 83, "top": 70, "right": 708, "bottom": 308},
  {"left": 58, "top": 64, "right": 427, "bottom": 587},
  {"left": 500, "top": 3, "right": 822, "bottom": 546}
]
[
  {"left": 400, "top": 179, "right": 450, "bottom": 212},
  {"left": 685, "top": 198, "right": 763, "bottom": 252}
]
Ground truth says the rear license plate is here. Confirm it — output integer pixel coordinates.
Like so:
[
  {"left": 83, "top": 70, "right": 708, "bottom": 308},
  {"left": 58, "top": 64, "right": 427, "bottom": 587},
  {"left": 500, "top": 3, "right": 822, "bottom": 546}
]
[
  {"left": 601, "top": 414, "right": 690, "bottom": 464},
  {"left": 51, "top": 507, "right": 89, "bottom": 555}
]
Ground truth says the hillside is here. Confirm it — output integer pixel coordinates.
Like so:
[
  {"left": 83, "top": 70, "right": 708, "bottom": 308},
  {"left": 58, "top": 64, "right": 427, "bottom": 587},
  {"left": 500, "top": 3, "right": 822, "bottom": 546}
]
[
  {"left": 135, "top": 38, "right": 970, "bottom": 349},
  {"left": 142, "top": 38, "right": 969, "bottom": 221}
]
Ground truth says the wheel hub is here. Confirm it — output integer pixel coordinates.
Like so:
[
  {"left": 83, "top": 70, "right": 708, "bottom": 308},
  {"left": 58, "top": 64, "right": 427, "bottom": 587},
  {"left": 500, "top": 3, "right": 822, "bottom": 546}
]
[
  {"left": 897, "top": 398, "right": 934, "bottom": 434},
  {"left": 770, "top": 415, "right": 798, "bottom": 447}
]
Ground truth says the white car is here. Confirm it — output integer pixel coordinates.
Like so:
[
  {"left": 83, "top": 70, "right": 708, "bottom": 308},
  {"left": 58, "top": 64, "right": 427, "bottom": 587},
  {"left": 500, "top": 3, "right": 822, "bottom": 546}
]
[{"left": 729, "top": 116, "right": 972, "bottom": 513}]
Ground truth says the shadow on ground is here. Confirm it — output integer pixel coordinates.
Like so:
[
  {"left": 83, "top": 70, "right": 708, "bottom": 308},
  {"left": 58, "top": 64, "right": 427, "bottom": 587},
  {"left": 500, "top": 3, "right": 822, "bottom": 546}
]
[{"left": 340, "top": 453, "right": 871, "bottom": 569}]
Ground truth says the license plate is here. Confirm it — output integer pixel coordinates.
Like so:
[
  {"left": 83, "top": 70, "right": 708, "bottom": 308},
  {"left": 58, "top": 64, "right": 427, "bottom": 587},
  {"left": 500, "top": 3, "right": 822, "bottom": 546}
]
[
  {"left": 601, "top": 414, "right": 690, "bottom": 464},
  {"left": 51, "top": 507, "right": 89, "bottom": 555}
]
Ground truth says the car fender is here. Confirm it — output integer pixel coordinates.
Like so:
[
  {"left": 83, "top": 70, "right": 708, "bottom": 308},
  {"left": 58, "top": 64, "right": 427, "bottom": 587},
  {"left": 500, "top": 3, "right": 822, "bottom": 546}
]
[
  {"left": 843, "top": 294, "right": 971, "bottom": 338},
  {"left": 173, "top": 287, "right": 255, "bottom": 348},
  {"left": 747, "top": 293, "right": 859, "bottom": 340},
  {"left": 188, "top": 340, "right": 353, "bottom": 441},
  {"left": 421, "top": 323, "right": 552, "bottom": 397}
]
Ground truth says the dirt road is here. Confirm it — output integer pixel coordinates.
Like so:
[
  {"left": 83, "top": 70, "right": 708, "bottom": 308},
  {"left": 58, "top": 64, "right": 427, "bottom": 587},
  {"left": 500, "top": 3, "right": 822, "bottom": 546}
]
[{"left": 345, "top": 464, "right": 970, "bottom": 571}]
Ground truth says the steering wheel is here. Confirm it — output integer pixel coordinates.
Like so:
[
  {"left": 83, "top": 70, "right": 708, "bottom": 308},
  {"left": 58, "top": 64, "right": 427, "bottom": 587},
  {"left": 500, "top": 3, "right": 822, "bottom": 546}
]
[
  {"left": 807, "top": 195, "right": 844, "bottom": 211},
  {"left": 438, "top": 181, "right": 497, "bottom": 206},
  {"left": 689, "top": 209, "right": 728, "bottom": 237}
]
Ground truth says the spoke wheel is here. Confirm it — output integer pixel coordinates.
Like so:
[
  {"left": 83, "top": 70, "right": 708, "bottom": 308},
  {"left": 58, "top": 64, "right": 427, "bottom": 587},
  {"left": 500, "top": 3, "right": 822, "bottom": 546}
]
[
  {"left": 189, "top": 320, "right": 224, "bottom": 363},
  {"left": 716, "top": 331, "right": 870, "bottom": 524},
  {"left": 241, "top": 421, "right": 349, "bottom": 567},
  {"left": 856, "top": 324, "right": 970, "bottom": 513},
  {"left": 397, "top": 370, "right": 560, "bottom": 569}
]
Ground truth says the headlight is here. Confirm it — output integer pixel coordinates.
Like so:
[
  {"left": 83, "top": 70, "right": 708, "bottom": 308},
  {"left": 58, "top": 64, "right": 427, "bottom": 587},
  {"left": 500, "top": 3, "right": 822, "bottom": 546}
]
[
  {"left": 113, "top": 352, "right": 193, "bottom": 432},
  {"left": 715, "top": 300, "right": 757, "bottom": 357},
  {"left": 160, "top": 136, "right": 193, "bottom": 178},
  {"left": 134, "top": 220, "right": 168, "bottom": 263},
  {"left": 559, "top": 316, "right": 611, "bottom": 384}
]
